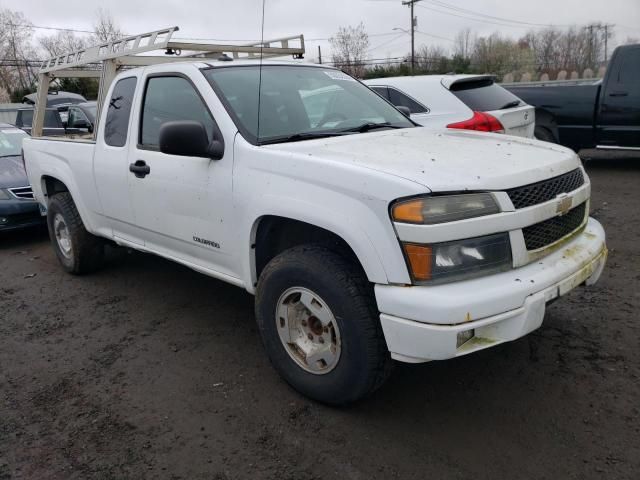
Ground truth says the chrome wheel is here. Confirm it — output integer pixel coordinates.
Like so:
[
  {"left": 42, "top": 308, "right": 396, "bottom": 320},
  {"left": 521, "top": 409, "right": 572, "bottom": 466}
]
[
  {"left": 276, "top": 287, "right": 342, "bottom": 375},
  {"left": 53, "top": 213, "right": 72, "bottom": 259}
]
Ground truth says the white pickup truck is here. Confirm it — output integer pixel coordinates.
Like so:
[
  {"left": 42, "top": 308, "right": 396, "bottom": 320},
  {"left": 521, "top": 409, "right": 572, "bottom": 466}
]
[{"left": 24, "top": 57, "right": 607, "bottom": 404}]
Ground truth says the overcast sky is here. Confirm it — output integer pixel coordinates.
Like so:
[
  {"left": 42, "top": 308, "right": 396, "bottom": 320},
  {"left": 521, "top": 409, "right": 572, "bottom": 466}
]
[{"left": 3, "top": 0, "right": 639, "bottom": 62}]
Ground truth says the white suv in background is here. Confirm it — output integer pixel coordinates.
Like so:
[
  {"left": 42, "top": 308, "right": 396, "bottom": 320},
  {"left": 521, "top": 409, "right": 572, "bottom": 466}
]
[{"left": 364, "top": 75, "right": 535, "bottom": 138}]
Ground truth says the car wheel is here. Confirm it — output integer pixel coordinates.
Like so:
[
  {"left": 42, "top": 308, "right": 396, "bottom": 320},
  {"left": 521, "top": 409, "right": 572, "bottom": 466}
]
[
  {"left": 255, "top": 245, "right": 392, "bottom": 405},
  {"left": 47, "top": 192, "right": 104, "bottom": 274},
  {"left": 534, "top": 126, "right": 557, "bottom": 144}
]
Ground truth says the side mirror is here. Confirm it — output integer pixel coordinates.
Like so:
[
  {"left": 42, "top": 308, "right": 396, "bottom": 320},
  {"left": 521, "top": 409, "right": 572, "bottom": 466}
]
[
  {"left": 159, "top": 121, "right": 224, "bottom": 160},
  {"left": 396, "top": 106, "right": 411, "bottom": 117},
  {"left": 73, "top": 119, "right": 90, "bottom": 129}
]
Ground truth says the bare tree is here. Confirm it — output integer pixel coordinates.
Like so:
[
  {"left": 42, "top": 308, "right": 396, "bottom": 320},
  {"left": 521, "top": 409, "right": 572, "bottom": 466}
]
[
  {"left": 329, "top": 23, "right": 370, "bottom": 78},
  {"left": 0, "top": 8, "right": 38, "bottom": 100},
  {"left": 39, "top": 31, "right": 88, "bottom": 57},
  {"left": 470, "top": 32, "right": 533, "bottom": 79},
  {"left": 92, "top": 8, "right": 123, "bottom": 43},
  {"left": 414, "top": 44, "right": 448, "bottom": 73},
  {"left": 454, "top": 28, "right": 474, "bottom": 60}
]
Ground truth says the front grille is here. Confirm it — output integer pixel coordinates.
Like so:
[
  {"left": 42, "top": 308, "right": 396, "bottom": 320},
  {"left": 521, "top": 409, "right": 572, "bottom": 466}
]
[
  {"left": 8, "top": 186, "right": 34, "bottom": 200},
  {"left": 523, "top": 203, "right": 587, "bottom": 250},
  {"left": 507, "top": 169, "right": 585, "bottom": 209}
]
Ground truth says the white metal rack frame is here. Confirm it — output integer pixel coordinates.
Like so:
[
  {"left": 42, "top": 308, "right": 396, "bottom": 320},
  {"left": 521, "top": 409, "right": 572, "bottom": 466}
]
[{"left": 32, "top": 26, "right": 305, "bottom": 137}]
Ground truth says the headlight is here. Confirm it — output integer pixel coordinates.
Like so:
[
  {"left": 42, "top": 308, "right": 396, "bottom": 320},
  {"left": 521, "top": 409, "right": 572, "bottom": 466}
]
[
  {"left": 0, "top": 189, "right": 11, "bottom": 200},
  {"left": 402, "top": 233, "right": 512, "bottom": 284},
  {"left": 392, "top": 193, "right": 500, "bottom": 224}
]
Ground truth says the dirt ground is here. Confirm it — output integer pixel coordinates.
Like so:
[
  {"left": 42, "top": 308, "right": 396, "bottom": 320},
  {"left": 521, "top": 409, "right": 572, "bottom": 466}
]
[{"left": 1, "top": 152, "right": 639, "bottom": 480}]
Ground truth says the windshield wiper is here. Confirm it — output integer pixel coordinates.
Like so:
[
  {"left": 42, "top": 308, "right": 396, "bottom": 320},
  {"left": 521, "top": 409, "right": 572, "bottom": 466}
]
[
  {"left": 338, "top": 122, "right": 407, "bottom": 133},
  {"left": 499, "top": 100, "right": 521, "bottom": 110},
  {"left": 259, "top": 131, "right": 352, "bottom": 145}
]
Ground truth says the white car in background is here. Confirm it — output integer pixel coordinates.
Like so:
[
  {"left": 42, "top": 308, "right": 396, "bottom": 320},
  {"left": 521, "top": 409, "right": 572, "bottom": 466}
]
[{"left": 364, "top": 75, "right": 535, "bottom": 138}]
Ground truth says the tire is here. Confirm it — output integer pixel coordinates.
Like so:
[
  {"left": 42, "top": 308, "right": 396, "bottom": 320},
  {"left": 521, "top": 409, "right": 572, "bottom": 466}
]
[
  {"left": 255, "top": 245, "right": 392, "bottom": 405},
  {"left": 47, "top": 192, "right": 104, "bottom": 274},
  {"left": 534, "top": 126, "right": 557, "bottom": 144}
]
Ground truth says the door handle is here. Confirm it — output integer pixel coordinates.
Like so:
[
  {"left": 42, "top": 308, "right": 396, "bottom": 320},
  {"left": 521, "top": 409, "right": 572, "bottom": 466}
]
[
  {"left": 129, "top": 160, "right": 151, "bottom": 178},
  {"left": 609, "top": 91, "right": 628, "bottom": 97}
]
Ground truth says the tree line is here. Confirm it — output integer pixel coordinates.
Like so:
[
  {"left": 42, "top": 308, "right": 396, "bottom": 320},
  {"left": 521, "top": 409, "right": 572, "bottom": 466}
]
[{"left": 330, "top": 23, "right": 638, "bottom": 80}]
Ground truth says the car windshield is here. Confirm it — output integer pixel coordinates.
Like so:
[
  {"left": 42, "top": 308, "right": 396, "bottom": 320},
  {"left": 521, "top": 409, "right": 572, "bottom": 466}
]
[
  {"left": 203, "top": 65, "right": 414, "bottom": 144},
  {"left": 0, "top": 128, "right": 28, "bottom": 157}
]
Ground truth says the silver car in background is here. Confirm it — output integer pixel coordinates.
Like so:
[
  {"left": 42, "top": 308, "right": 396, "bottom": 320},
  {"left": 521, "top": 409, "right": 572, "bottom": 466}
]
[{"left": 364, "top": 74, "right": 535, "bottom": 138}]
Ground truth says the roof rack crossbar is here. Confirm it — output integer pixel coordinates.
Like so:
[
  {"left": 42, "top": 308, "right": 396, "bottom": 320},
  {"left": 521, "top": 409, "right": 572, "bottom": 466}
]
[{"left": 39, "top": 27, "right": 180, "bottom": 74}]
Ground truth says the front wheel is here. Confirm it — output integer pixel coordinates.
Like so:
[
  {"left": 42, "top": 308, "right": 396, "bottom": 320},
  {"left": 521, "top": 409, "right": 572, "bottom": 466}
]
[
  {"left": 47, "top": 192, "right": 104, "bottom": 274},
  {"left": 255, "top": 245, "right": 392, "bottom": 405}
]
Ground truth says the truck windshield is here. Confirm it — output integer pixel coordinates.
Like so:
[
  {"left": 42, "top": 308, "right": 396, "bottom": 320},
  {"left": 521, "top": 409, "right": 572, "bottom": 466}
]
[
  {"left": 203, "top": 65, "right": 414, "bottom": 145},
  {"left": 0, "top": 128, "right": 28, "bottom": 157}
]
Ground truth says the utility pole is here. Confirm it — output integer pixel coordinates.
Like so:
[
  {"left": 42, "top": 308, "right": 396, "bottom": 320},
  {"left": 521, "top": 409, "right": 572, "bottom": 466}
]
[
  {"left": 587, "top": 24, "right": 594, "bottom": 67},
  {"left": 318, "top": 45, "right": 322, "bottom": 64},
  {"left": 402, "top": 0, "right": 422, "bottom": 73},
  {"left": 603, "top": 24, "right": 614, "bottom": 63},
  {"left": 585, "top": 23, "right": 614, "bottom": 66}
]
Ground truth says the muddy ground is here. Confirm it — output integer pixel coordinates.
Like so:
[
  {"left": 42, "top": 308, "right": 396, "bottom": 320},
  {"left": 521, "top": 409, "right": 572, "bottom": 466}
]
[{"left": 1, "top": 152, "right": 639, "bottom": 479}]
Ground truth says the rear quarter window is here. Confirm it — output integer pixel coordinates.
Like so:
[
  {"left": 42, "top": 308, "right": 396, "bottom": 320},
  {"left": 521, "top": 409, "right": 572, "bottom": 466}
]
[
  {"left": 104, "top": 77, "right": 137, "bottom": 147},
  {"left": 450, "top": 79, "right": 522, "bottom": 112},
  {"left": 388, "top": 87, "right": 429, "bottom": 114}
]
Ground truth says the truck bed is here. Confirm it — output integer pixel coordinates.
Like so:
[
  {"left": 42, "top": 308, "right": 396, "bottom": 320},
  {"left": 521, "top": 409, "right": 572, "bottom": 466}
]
[
  {"left": 23, "top": 136, "right": 101, "bottom": 233},
  {"left": 505, "top": 82, "right": 601, "bottom": 150}
]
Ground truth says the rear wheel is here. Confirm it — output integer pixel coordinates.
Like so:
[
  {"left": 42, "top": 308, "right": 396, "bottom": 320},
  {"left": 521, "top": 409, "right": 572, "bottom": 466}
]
[
  {"left": 255, "top": 245, "right": 392, "bottom": 405},
  {"left": 534, "top": 126, "right": 557, "bottom": 144},
  {"left": 47, "top": 192, "right": 104, "bottom": 274}
]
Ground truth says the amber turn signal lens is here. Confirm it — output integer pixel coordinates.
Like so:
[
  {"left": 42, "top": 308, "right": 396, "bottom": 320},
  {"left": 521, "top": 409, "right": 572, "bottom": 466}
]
[
  {"left": 403, "top": 244, "right": 432, "bottom": 281},
  {"left": 392, "top": 200, "right": 424, "bottom": 223}
]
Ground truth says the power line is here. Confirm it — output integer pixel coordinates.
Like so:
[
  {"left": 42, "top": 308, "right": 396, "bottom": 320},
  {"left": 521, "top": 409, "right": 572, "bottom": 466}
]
[
  {"left": 414, "top": 30, "right": 454, "bottom": 43},
  {"left": 0, "top": 22, "right": 95, "bottom": 35},
  {"left": 424, "top": 0, "right": 573, "bottom": 28},
  {"left": 417, "top": 3, "right": 576, "bottom": 30},
  {"left": 367, "top": 33, "right": 408, "bottom": 53}
]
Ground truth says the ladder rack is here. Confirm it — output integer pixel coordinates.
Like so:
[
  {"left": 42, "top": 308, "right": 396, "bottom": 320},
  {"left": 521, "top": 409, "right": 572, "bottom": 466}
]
[{"left": 32, "top": 27, "right": 306, "bottom": 136}]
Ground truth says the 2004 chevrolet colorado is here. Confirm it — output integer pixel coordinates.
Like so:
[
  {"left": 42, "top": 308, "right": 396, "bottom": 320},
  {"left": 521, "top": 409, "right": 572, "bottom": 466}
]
[{"left": 24, "top": 59, "right": 607, "bottom": 404}]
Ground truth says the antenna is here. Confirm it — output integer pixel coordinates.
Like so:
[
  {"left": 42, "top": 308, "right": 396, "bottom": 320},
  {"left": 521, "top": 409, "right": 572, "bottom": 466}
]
[{"left": 256, "top": 0, "right": 266, "bottom": 144}]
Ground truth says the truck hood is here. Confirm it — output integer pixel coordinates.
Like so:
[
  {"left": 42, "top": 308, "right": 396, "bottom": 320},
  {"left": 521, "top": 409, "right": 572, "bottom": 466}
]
[
  {"left": 0, "top": 155, "right": 28, "bottom": 189},
  {"left": 266, "top": 127, "right": 580, "bottom": 192}
]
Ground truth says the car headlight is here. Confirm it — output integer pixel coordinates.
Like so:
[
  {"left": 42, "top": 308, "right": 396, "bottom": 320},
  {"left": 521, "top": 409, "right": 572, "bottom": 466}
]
[
  {"left": 402, "top": 233, "right": 512, "bottom": 284},
  {"left": 0, "top": 189, "right": 11, "bottom": 200},
  {"left": 392, "top": 193, "right": 500, "bottom": 224}
]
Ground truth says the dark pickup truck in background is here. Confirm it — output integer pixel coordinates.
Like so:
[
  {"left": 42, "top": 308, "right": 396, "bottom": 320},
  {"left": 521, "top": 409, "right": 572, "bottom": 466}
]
[{"left": 506, "top": 44, "right": 639, "bottom": 152}]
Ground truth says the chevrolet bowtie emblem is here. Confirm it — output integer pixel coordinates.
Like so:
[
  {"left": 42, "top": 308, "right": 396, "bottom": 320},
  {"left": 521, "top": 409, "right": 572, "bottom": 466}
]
[{"left": 556, "top": 196, "right": 572, "bottom": 215}]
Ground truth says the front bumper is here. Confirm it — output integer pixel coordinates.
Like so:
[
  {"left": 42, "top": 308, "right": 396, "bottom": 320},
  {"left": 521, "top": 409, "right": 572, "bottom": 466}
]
[
  {"left": 0, "top": 199, "right": 45, "bottom": 231},
  {"left": 376, "top": 217, "right": 607, "bottom": 363}
]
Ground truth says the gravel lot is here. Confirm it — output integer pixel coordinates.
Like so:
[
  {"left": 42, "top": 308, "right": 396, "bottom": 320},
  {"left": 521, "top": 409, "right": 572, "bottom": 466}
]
[{"left": 1, "top": 152, "right": 639, "bottom": 480}]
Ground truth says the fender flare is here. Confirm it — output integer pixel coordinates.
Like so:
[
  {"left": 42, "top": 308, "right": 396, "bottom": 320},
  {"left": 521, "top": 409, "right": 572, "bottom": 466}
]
[{"left": 241, "top": 198, "right": 393, "bottom": 293}]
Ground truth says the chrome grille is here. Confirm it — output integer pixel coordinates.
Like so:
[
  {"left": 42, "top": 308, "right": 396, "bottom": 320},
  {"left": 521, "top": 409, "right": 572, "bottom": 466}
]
[
  {"left": 507, "top": 169, "right": 585, "bottom": 209},
  {"left": 523, "top": 203, "right": 587, "bottom": 251},
  {"left": 8, "top": 186, "right": 34, "bottom": 200}
]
